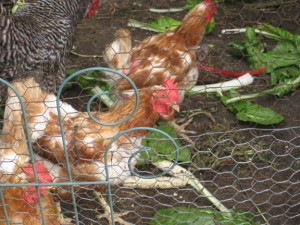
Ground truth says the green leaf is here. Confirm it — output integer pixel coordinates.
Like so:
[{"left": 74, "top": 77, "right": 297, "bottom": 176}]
[
  {"left": 257, "top": 23, "right": 293, "bottom": 41},
  {"left": 273, "top": 39, "right": 296, "bottom": 53},
  {"left": 228, "top": 40, "right": 247, "bottom": 57},
  {"left": 65, "top": 69, "right": 116, "bottom": 106},
  {"left": 184, "top": 0, "right": 203, "bottom": 11},
  {"left": 235, "top": 102, "right": 284, "bottom": 125},
  {"left": 131, "top": 16, "right": 181, "bottom": 33},
  {"left": 150, "top": 207, "right": 259, "bottom": 225},
  {"left": 139, "top": 122, "right": 191, "bottom": 164},
  {"left": 264, "top": 75, "right": 300, "bottom": 97},
  {"left": 252, "top": 52, "right": 300, "bottom": 73},
  {"left": 205, "top": 17, "right": 215, "bottom": 35},
  {"left": 271, "top": 67, "right": 300, "bottom": 85},
  {"left": 220, "top": 90, "right": 284, "bottom": 125}
]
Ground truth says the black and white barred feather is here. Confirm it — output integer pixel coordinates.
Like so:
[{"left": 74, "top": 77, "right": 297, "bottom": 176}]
[{"left": 0, "top": 0, "right": 96, "bottom": 98}]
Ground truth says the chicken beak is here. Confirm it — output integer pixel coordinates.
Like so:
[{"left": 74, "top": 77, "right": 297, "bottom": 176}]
[{"left": 172, "top": 104, "right": 180, "bottom": 112}]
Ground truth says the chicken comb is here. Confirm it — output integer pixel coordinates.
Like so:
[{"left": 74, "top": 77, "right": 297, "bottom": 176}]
[
  {"left": 86, "top": 0, "right": 100, "bottom": 18},
  {"left": 22, "top": 162, "right": 53, "bottom": 183},
  {"left": 202, "top": 0, "right": 216, "bottom": 23},
  {"left": 23, "top": 185, "right": 46, "bottom": 204},
  {"left": 163, "top": 78, "right": 178, "bottom": 90}
]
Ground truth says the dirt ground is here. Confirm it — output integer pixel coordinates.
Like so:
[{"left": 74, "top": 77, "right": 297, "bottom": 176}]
[{"left": 59, "top": 0, "right": 300, "bottom": 224}]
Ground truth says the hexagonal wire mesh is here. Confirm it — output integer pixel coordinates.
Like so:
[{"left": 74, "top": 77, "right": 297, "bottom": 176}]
[{"left": 1, "top": 0, "right": 300, "bottom": 224}]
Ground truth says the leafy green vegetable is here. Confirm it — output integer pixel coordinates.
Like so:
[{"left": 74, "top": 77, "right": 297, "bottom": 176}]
[
  {"left": 0, "top": 100, "right": 5, "bottom": 119},
  {"left": 150, "top": 207, "right": 260, "bottom": 225},
  {"left": 129, "top": 1, "right": 216, "bottom": 35},
  {"left": 256, "top": 23, "right": 293, "bottom": 41},
  {"left": 65, "top": 69, "right": 115, "bottom": 107},
  {"left": 220, "top": 90, "right": 284, "bottom": 125},
  {"left": 205, "top": 17, "right": 215, "bottom": 35},
  {"left": 138, "top": 122, "right": 191, "bottom": 164},
  {"left": 129, "top": 17, "right": 181, "bottom": 33},
  {"left": 228, "top": 40, "right": 247, "bottom": 57},
  {"left": 184, "top": 0, "right": 203, "bottom": 11},
  {"left": 229, "top": 25, "right": 300, "bottom": 85},
  {"left": 225, "top": 75, "right": 300, "bottom": 102}
]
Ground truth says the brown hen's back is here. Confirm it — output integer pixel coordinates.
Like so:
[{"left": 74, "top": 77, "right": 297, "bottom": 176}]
[{"left": 111, "top": 1, "right": 215, "bottom": 103}]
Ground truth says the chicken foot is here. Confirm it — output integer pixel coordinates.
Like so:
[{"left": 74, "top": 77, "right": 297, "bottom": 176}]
[
  {"left": 93, "top": 191, "right": 132, "bottom": 225},
  {"left": 168, "top": 118, "right": 196, "bottom": 145},
  {"left": 56, "top": 202, "right": 74, "bottom": 225}
]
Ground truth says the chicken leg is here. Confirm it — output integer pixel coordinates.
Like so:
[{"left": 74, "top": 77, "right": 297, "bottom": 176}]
[{"left": 93, "top": 191, "right": 132, "bottom": 225}]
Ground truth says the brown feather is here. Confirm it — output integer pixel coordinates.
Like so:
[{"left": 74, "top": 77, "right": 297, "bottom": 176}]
[{"left": 8, "top": 77, "right": 176, "bottom": 200}]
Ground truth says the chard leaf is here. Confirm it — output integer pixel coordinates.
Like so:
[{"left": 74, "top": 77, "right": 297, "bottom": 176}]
[
  {"left": 184, "top": 0, "right": 202, "bottom": 10},
  {"left": 228, "top": 40, "right": 247, "bottom": 57},
  {"left": 65, "top": 69, "right": 115, "bottom": 107},
  {"left": 271, "top": 67, "right": 300, "bottom": 85},
  {"left": 235, "top": 102, "right": 284, "bottom": 125},
  {"left": 257, "top": 23, "right": 293, "bottom": 40},
  {"left": 272, "top": 39, "right": 296, "bottom": 53},
  {"left": 264, "top": 75, "right": 300, "bottom": 97},
  {"left": 251, "top": 52, "right": 300, "bottom": 73},
  {"left": 139, "top": 122, "right": 191, "bottom": 164},
  {"left": 150, "top": 207, "right": 260, "bottom": 225},
  {"left": 129, "top": 16, "right": 181, "bottom": 33},
  {"left": 220, "top": 90, "right": 284, "bottom": 125},
  {"left": 205, "top": 17, "right": 215, "bottom": 35}
]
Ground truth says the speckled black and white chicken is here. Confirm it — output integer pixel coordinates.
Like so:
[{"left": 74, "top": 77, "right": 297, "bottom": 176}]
[{"left": 0, "top": 0, "right": 100, "bottom": 98}]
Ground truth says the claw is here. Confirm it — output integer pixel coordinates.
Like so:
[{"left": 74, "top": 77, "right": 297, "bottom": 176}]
[{"left": 93, "top": 191, "right": 132, "bottom": 225}]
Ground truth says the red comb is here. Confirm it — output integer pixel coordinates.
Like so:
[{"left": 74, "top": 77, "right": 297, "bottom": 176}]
[
  {"left": 201, "top": 0, "right": 216, "bottom": 23},
  {"left": 22, "top": 162, "right": 53, "bottom": 183},
  {"left": 23, "top": 184, "right": 48, "bottom": 203},
  {"left": 86, "top": 0, "right": 100, "bottom": 18},
  {"left": 163, "top": 78, "right": 178, "bottom": 90}
]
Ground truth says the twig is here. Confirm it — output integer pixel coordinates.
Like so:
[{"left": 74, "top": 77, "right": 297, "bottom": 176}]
[
  {"left": 177, "top": 111, "right": 215, "bottom": 124},
  {"left": 70, "top": 51, "right": 103, "bottom": 58}
]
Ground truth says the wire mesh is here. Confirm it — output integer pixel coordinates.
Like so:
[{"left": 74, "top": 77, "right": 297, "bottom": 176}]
[{"left": 1, "top": 0, "right": 300, "bottom": 225}]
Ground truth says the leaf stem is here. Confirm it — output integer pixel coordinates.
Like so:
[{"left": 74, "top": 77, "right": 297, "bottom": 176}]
[
  {"left": 90, "top": 86, "right": 114, "bottom": 108},
  {"left": 187, "top": 73, "right": 255, "bottom": 96},
  {"left": 153, "top": 160, "right": 232, "bottom": 216},
  {"left": 249, "top": 199, "right": 270, "bottom": 225},
  {"left": 127, "top": 19, "right": 163, "bottom": 33},
  {"left": 70, "top": 51, "right": 102, "bottom": 58},
  {"left": 221, "top": 28, "right": 279, "bottom": 39},
  {"left": 226, "top": 75, "right": 300, "bottom": 104}
]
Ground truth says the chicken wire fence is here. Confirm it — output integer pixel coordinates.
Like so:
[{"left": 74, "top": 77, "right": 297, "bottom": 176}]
[{"left": 0, "top": 0, "right": 300, "bottom": 225}]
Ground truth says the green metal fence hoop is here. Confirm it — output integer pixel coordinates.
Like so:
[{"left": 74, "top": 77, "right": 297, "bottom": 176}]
[{"left": 0, "top": 78, "right": 47, "bottom": 225}]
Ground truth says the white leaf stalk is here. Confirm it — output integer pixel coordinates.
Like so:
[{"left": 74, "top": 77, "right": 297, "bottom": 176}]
[
  {"left": 149, "top": 8, "right": 185, "bottom": 13},
  {"left": 153, "top": 160, "right": 231, "bottom": 215},
  {"left": 91, "top": 86, "right": 114, "bottom": 108},
  {"left": 187, "top": 73, "right": 254, "bottom": 96},
  {"left": 123, "top": 176, "right": 187, "bottom": 189},
  {"left": 127, "top": 19, "right": 162, "bottom": 33},
  {"left": 221, "top": 28, "right": 279, "bottom": 39}
]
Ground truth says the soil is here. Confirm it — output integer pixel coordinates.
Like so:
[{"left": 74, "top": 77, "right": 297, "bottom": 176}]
[{"left": 59, "top": 0, "right": 300, "bottom": 224}]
